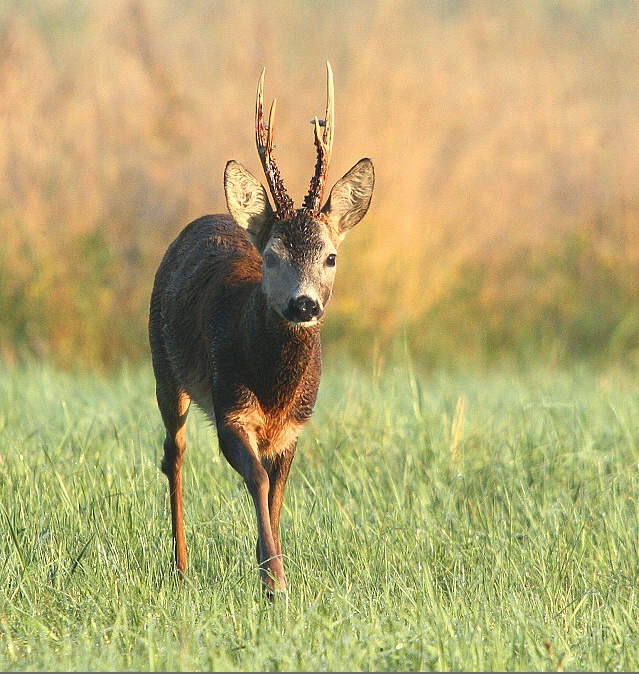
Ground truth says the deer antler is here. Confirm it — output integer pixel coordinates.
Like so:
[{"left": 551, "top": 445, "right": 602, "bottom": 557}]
[
  {"left": 256, "top": 69, "right": 295, "bottom": 219},
  {"left": 303, "top": 62, "right": 335, "bottom": 215}
]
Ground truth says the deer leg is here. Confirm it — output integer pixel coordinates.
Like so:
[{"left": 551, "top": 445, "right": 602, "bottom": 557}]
[
  {"left": 216, "top": 424, "right": 285, "bottom": 595},
  {"left": 265, "top": 445, "right": 296, "bottom": 558},
  {"left": 157, "top": 385, "right": 191, "bottom": 577}
]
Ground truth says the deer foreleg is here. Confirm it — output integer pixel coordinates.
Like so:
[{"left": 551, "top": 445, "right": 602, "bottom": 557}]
[
  {"left": 216, "top": 425, "right": 286, "bottom": 595},
  {"left": 265, "top": 445, "right": 296, "bottom": 558}
]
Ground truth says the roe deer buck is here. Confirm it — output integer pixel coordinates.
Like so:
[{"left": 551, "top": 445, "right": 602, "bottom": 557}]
[{"left": 149, "top": 63, "right": 374, "bottom": 595}]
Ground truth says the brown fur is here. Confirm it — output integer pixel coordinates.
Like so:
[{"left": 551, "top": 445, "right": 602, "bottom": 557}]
[
  {"left": 149, "top": 214, "right": 322, "bottom": 593},
  {"left": 149, "top": 68, "right": 374, "bottom": 596}
]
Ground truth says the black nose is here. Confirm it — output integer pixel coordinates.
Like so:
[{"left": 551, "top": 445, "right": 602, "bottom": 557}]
[{"left": 285, "top": 295, "right": 322, "bottom": 323}]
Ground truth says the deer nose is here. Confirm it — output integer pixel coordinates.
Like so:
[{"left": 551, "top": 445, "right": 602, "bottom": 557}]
[{"left": 286, "top": 295, "right": 322, "bottom": 323}]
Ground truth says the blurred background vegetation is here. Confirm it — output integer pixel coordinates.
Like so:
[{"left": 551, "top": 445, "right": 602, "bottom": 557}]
[{"left": 0, "top": 0, "right": 637, "bottom": 371}]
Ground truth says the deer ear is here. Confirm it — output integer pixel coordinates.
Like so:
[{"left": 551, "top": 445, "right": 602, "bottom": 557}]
[
  {"left": 322, "top": 158, "right": 374, "bottom": 236},
  {"left": 224, "top": 160, "right": 273, "bottom": 241}
]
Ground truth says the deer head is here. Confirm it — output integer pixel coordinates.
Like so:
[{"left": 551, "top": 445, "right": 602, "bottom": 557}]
[{"left": 224, "top": 63, "right": 375, "bottom": 327}]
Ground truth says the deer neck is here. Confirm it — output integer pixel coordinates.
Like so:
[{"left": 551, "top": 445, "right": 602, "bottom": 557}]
[{"left": 240, "top": 286, "right": 321, "bottom": 406}]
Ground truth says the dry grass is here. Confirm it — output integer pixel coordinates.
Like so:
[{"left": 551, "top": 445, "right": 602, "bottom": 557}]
[{"left": 0, "top": 0, "right": 638, "bottom": 367}]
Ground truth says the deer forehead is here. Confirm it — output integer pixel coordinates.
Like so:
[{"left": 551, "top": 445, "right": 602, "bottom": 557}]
[{"left": 268, "top": 214, "right": 338, "bottom": 259}]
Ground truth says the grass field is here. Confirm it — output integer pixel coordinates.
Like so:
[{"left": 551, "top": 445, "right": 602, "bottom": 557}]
[
  {"left": 1, "top": 359, "right": 639, "bottom": 671},
  {"left": 2, "top": 4, "right": 637, "bottom": 670}
]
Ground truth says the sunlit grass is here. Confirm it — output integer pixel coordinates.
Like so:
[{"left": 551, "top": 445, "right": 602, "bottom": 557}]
[{"left": 1, "top": 360, "right": 639, "bottom": 670}]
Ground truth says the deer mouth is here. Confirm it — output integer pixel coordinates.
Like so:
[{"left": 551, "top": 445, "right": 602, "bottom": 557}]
[
  {"left": 280, "top": 309, "right": 323, "bottom": 329},
  {"left": 287, "top": 316, "right": 321, "bottom": 329}
]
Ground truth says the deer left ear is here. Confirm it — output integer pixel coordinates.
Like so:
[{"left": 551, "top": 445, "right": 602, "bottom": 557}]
[
  {"left": 224, "top": 160, "right": 273, "bottom": 243},
  {"left": 322, "top": 158, "right": 375, "bottom": 236}
]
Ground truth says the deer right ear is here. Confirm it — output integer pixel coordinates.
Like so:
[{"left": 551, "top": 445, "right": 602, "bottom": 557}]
[
  {"left": 322, "top": 158, "right": 375, "bottom": 238},
  {"left": 224, "top": 160, "right": 273, "bottom": 242}
]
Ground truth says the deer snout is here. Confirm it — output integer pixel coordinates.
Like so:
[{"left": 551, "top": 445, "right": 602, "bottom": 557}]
[{"left": 285, "top": 295, "right": 322, "bottom": 324}]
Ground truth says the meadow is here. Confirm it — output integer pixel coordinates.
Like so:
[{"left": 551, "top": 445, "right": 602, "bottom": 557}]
[
  {"left": 1, "top": 2, "right": 639, "bottom": 671},
  {"left": 1, "top": 359, "right": 639, "bottom": 671}
]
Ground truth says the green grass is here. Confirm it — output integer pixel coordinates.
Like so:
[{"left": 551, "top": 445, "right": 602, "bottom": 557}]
[{"left": 1, "top": 359, "right": 639, "bottom": 671}]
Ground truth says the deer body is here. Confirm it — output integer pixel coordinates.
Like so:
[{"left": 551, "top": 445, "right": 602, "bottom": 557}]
[{"left": 149, "top": 65, "right": 374, "bottom": 594}]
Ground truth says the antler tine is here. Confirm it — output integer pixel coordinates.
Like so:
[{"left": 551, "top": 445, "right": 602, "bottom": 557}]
[
  {"left": 303, "top": 61, "right": 335, "bottom": 215},
  {"left": 324, "top": 61, "right": 335, "bottom": 163},
  {"left": 255, "top": 68, "right": 294, "bottom": 219}
]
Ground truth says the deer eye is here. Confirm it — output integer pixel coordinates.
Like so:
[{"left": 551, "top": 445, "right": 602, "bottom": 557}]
[
  {"left": 264, "top": 251, "right": 278, "bottom": 268},
  {"left": 326, "top": 253, "right": 336, "bottom": 267}
]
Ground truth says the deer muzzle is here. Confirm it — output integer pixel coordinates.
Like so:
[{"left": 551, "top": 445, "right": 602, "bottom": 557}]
[{"left": 284, "top": 295, "right": 323, "bottom": 324}]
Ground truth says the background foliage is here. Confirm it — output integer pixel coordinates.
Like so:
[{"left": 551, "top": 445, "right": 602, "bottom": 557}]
[{"left": 0, "top": 0, "right": 637, "bottom": 369}]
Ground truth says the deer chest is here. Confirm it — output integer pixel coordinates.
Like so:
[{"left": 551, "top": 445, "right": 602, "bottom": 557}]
[{"left": 225, "top": 402, "right": 306, "bottom": 459}]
